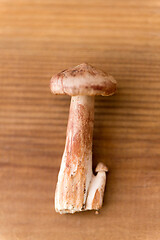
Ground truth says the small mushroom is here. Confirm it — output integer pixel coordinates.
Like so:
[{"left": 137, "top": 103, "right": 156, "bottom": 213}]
[
  {"left": 86, "top": 162, "right": 108, "bottom": 211},
  {"left": 50, "top": 63, "right": 117, "bottom": 214}
]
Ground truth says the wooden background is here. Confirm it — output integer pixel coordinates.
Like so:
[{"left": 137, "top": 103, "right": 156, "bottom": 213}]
[{"left": 0, "top": 0, "right": 160, "bottom": 239}]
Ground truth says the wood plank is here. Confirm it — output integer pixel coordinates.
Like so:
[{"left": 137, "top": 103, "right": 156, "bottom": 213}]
[{"left": 0, "top": 0, "right": 160, "bottom": 239}]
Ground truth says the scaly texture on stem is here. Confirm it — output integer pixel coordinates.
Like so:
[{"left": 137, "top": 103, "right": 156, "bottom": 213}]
[{"left": 55, "top": 96, "right": 94, "bottom": 214}]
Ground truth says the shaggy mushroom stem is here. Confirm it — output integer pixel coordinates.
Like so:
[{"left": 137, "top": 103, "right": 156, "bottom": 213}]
[{"left": 55, "top": 96, "right": 95, "bottom": 213}]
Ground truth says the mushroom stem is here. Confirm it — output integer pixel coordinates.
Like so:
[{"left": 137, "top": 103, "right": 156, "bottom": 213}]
[{"left": 55, "top": 96, "right": 95, "bottom": 213}]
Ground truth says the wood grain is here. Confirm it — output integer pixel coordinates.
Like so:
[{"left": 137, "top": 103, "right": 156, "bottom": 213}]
[{"left": 0, "top": 0, "right": 160, "bottom": 239}]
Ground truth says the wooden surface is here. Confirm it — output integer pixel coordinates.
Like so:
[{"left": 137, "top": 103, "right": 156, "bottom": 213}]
[{"left": 0, "top": 0, "right": 160, "bottom": 239}]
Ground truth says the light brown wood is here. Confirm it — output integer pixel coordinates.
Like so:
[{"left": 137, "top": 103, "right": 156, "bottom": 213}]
[{"left": 0, "top": 0, "right": 160, "bottom": 239}]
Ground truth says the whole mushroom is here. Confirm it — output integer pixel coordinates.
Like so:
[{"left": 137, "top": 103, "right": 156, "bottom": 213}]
[{"left": 50, "top": 63, "right": 117, "bottom": 214}]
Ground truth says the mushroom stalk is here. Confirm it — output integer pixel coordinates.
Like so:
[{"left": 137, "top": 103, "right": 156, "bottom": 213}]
[{"left": 55, "top": 96, "right": 95, "bottom": 213}]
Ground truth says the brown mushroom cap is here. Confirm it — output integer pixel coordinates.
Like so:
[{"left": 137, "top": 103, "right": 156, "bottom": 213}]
[
  {"left": 50, "top": 63, "right": 117, "bottom": 96},
  {"left": 95, "top": 162, "right": 108, "bottom": 173}
]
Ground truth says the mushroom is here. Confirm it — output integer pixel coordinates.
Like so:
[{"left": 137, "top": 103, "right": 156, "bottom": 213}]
[{"left": 50, "top": 63, "right": 117, "bottom": 214}]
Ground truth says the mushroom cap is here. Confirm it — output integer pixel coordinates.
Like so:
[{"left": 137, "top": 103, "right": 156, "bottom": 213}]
[
  {"left": 50, "top": 63, "right": 117, "bottom": 96},
  {"left": 95, "top": 162, "right": 108, "bottom": 173}
]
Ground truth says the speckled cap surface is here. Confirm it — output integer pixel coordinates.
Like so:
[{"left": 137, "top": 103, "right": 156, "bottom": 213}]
[{"left": 50, "top": 63, "right": 117, "bottom": 96}]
